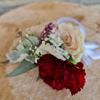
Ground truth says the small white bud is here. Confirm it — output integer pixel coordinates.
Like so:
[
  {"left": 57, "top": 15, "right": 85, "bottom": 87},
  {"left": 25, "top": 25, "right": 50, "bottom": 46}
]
[
  {"left": 51, "top": 29, "right": 55, "bottom": 33},
  {"left": 62, "top": 51, "right": 67, "bottom": 55},
  {"left": 29, "top": 47, "right": 32, "bottom": 50},
  {"left": 45, "top": 38, "right": 48, "bottom": 41},
  {"left": 22, "top": 46, "right": 25, "bottom": 49},
  {"left": 19, "top": 40, "right": 22, "bottom": 43},
  {"left": 49, "top": 34, "right": 56, "bottom": 39},
  {"left": 55, "top": 37, "right": 63, "bottom": 46},
  {"left": 26, "top": 34, "right": 29, "bottom": 38},
  {"left": 27, "top": 28, "right": 30, "bottom": 31},
  {"left": 20, "top": 29, "right": 22, "bottom": 31},
  {"left": 35, "top": 46, "right": 37, "bottom": 49},
  {"left": 42, "top": 41, "right": 45, "bottom": 44},
  {"left": 44, "top": 31, "right": 46, "bottom": 33},
  {"left": 62, "top": 51, "right": 69, "bottom": 59},
  {"left": 32, "top": 50, "right": 34, "bottom": 52}
]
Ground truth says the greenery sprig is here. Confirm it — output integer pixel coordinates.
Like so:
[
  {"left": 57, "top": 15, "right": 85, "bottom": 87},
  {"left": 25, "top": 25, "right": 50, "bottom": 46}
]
[{"left": 3, "top": 28, "right": 40, "bottom": 80}]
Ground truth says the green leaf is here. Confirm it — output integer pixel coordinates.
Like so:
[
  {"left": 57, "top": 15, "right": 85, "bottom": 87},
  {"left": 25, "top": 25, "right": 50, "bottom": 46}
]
[
  {"left": 17, "top": 44, "right": 29, "bottom": 54},
  {"left": 68, "top": 56, "right": 77, "bottom": 64},
  {"left": 29, "top": 36, "right": 39, "bottom": 46},
  {"left": 2, "top": 60, "right": 9, "bottom": 63},
  {"left": 6, "top": 50, "right": 20, "bottom": 63},
  {"left": 6, "top": 39, "right": 31, "bottom": 63},
  {"left": 25, "top": 55, "right": 35, "bottom": 63},
  {"left": 17, "top": 54, "right": 28, "bottom": 62},
  {"left": 22, "top": 39, "right": 32, "bottom": 47},
  {"left": 37, "top": 75, "right": 40, "bottom": 81},
  {"left": 6, "top": 37, "right": 39, "bottom": 63},
  {"left": 7, "top": 59, "right": 37, "bottom": 77}
]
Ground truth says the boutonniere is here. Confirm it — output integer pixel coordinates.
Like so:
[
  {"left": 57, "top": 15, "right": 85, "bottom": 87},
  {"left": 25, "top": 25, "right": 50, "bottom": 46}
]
[{"left": 3, "top": 17, "right": 100, "bottom": 95}]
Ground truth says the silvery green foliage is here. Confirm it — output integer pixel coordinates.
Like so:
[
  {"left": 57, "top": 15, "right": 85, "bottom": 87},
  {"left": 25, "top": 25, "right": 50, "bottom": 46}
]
[
  {"left": 25, "top": 56, "right": 35, "bottom": 63},
  {"left": 17, "top": 44, "right": 28, "bottom": 54},
  {"left": 29, "top": 36, "right": 39, "bottom": 45},
  {"left": 17, "top": 54, "right": 28, "bottom": 62},
  {"left": 6, "top": 50, "right": 21, "bottom": 63},
  {"left": 6, "top": 36, "right": 39, "bottom": 63}
]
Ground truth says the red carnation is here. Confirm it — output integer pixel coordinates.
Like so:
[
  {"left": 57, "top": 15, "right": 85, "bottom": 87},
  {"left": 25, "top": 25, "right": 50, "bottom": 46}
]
[{"left": 37, "top": 54, "right": 86, "bottom": 95}]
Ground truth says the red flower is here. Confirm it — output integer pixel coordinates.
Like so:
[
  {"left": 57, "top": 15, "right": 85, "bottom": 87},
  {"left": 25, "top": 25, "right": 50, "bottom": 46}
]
[
  {"left": 39, "top": 23, "right": 56, "bottom": 45},
  {"left": 37, "top": 54, "right": 86, "bottom": 95}
]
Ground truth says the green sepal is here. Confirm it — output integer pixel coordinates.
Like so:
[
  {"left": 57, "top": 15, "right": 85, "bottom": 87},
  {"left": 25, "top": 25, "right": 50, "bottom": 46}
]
[
  {"left": 2, "top": 60, "right": 9, "bottom": 63},
  {"left": 7, "top": 59, "right": 37, "bottom": 77},
  {"left": 68, "top": 56, "right": 77, "bottom": 64},
  {"left": 37, "top": 75, "right": 41, "bottom": 81}
]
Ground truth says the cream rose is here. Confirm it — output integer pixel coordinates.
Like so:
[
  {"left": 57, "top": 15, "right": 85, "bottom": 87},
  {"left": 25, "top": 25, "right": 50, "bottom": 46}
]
[{"left": 58, "top": 23, "right": 85, "bottom": 62}]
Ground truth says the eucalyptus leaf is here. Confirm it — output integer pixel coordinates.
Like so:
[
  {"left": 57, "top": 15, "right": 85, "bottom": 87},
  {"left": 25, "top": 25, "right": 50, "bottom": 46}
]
[
  {"left": 7, "top": 60, "right": 37, "bottom": 77},
  {"left": 2, "top": 60, "right": 9, "bottom": 63},
  {"left": 37, "top": 75, "right": 41, "bottom": 81}
]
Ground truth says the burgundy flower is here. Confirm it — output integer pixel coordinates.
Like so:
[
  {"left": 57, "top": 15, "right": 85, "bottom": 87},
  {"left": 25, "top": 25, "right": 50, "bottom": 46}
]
[
  {"left": 39, "top": 23, "right": 56, "bottom": 45},
  {"left": 37, "top": 54, "right": 86, "bottom": 95}
]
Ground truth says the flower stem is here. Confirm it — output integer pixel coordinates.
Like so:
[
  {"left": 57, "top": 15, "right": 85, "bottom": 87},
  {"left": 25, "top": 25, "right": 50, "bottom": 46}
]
[{"left": 68, "top": 56, "right": 77, "bottom": 64}]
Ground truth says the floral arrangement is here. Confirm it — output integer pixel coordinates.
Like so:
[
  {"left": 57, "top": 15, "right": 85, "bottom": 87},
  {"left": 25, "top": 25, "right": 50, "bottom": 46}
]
[{"left": 3, "top": 17, "right": 100, "bottom": 95}]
